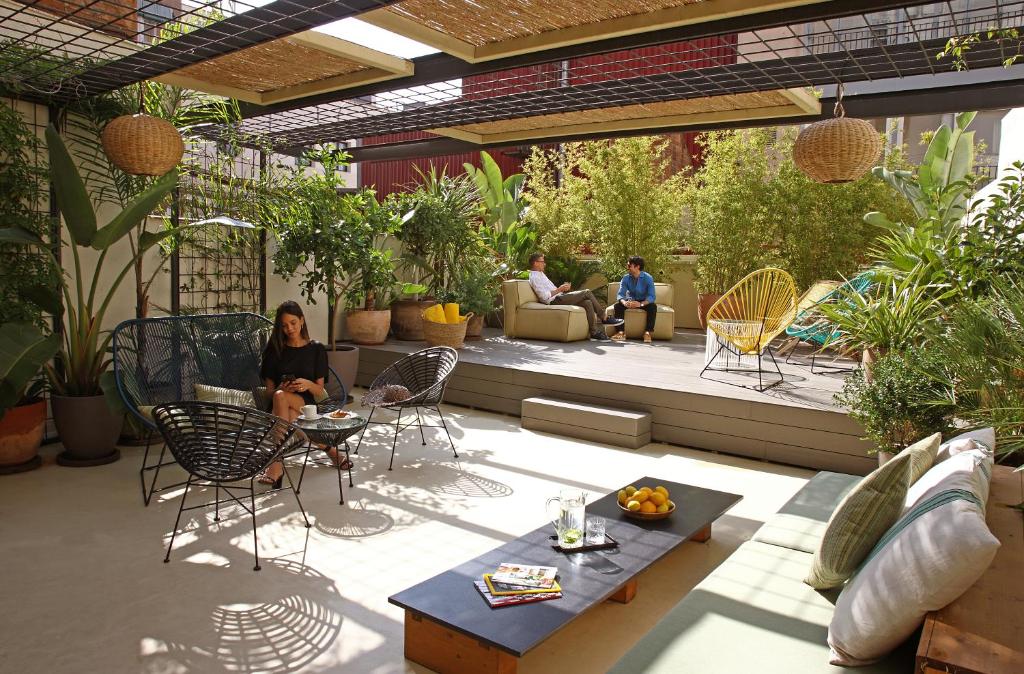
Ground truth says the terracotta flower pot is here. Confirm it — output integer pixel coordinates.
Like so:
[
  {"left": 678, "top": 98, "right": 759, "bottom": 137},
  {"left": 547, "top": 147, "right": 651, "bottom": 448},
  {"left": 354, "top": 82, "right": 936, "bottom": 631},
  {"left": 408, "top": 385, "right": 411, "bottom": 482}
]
[
  {"left": 390, "top": 299, "right": 437, "bottom": 341},
  {"left": 465, "top": 314, "right": 485, "bottom": 340},
  {"left": 0, "top": 399, "right": 46, "bottom": 473},
  {"left": 346, "top": 309, "right": 391, "bottom": 345},
  {"left": 697, "top": 293, "right": 722, "bottom": 330},
  {"left": 51, "top": 394, "right": 121, "bottom": 466}
]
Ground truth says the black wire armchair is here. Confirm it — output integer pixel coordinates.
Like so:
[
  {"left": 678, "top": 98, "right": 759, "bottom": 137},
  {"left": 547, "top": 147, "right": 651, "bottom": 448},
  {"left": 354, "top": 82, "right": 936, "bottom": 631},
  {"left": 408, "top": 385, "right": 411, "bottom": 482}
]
[
  {"left": 153, "top": 401, "right": 310, "bottom": 571},
  {"left": 354, "top": 347, "right": 460, "bottom": 470}
]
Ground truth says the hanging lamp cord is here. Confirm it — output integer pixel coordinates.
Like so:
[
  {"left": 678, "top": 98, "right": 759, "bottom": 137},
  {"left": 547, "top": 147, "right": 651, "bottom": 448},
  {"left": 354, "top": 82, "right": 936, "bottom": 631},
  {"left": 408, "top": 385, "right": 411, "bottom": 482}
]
[
  {"left": 834, "top": 82, "right": 846, "bottom": 119},
  {"left": 138, "top": 80, "right": 146, "bottom": 115}
]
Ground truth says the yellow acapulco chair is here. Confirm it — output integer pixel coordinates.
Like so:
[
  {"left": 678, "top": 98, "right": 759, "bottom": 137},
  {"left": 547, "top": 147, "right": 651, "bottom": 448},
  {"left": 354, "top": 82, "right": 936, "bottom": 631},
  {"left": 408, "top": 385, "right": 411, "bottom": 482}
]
[{"left": 700, "top": 268, "right": 798, "bottom": 391}]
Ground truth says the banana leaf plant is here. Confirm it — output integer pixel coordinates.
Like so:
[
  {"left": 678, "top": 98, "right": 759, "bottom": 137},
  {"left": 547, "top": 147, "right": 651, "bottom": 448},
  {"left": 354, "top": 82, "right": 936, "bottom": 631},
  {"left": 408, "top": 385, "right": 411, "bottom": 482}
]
[
  {"left": 0, "top": 323, "right": 60, "bottom": 421},
  {"left": 0, "top": 126, "right": 181, "bottom": 399}
]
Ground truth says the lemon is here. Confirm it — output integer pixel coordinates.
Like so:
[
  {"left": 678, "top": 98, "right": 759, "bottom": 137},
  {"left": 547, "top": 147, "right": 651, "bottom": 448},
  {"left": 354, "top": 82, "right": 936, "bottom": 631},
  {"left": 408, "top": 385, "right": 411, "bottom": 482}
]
[
  {"left": 654, "top": 486, "right": 669, "bottom": 497},
  {"left": 617, "top": 489, "right": 629, "bottom": 505},
  {"left": 626, "top": 500, "right": 642, "bottom": 511},
  {"left": 656, "top": 503, "right": 670, "bottom": 513},
  {"left": 648, "top": 492, "right": 667, "bottom": 507},
  {"left": 638, "top": 486, "right": 653, "bottom": 495},
  {"left": 640, "top": 501, "right": 657, "bottom": 514},
  {"left": 633, "top": 490, "right": 649, "bottom": 503},
  {"left": 624, "top": 485, "right": 638, "bottom": 496}
]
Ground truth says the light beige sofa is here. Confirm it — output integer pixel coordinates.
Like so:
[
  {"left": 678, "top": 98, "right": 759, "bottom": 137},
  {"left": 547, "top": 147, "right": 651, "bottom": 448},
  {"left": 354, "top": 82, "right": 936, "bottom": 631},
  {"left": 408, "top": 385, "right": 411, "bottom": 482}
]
[
  {"left": 501, "top": 279, "right": 590, "bottom": 342},
  {"left": 605, "top": 282, "right": 675, "bottom": 340}
]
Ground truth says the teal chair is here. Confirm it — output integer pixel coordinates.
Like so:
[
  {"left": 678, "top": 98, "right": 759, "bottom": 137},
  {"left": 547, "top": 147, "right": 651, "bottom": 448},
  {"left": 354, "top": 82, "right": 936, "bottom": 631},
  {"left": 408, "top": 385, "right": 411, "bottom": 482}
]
[{"left": 785, "top": 273, "right": 873, "bottom": 373}]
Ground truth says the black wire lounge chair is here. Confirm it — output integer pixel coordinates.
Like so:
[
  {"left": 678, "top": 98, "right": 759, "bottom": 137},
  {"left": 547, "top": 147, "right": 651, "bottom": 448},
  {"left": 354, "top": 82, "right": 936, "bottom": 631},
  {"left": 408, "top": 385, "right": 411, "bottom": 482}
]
[
  {"left": 153, "top": 401, "right": 310, "bottom": 571},
  {"left": 354, "top": 346, "right": 460, "bottom": 470}
]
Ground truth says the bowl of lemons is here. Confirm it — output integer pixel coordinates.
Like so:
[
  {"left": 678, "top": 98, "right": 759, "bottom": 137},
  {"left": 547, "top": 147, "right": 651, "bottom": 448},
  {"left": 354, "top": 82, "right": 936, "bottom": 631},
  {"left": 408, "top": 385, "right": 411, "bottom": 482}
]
[{"left": 616, "top": 484, "right": 675, "bottom": 520}]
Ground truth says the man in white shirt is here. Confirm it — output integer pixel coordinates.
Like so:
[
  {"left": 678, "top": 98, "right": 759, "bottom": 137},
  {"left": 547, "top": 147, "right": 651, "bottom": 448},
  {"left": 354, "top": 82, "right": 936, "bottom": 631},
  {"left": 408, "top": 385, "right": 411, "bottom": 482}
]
[{"left": 527, "top": 253, "right": 617, "bottom": 341}]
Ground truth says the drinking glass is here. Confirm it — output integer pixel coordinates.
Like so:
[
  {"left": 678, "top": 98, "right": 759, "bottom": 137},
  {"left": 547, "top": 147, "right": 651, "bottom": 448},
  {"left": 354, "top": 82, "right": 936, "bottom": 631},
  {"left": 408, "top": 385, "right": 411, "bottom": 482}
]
[{"left": 585, "top": 516, "right": 606, "bottom": 545}]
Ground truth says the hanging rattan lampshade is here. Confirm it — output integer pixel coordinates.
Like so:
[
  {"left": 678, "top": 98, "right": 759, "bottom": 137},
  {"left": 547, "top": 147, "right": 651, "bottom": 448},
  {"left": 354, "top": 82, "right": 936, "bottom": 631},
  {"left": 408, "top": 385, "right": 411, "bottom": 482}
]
[
  {"left": 793, "top": 84, "right": 882, "bottom": 184},
  {"left": 101, "top": 113, "right": 184, "bottom": 176}
]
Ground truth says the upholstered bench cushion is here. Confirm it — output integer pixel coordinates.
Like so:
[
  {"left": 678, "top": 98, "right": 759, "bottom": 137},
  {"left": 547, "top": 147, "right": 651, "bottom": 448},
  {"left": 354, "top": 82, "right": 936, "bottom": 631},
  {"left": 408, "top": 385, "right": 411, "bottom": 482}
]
[
  {"left": 607, "top": 541, "right": 913, "bottom": 674},
  {"left": 752, "top": 471, "right": 861, "bottom": 554}
]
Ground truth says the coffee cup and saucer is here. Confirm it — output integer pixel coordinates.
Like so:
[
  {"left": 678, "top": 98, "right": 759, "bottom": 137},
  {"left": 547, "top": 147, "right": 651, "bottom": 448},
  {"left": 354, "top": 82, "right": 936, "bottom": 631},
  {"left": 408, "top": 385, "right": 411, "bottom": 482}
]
[{"left": 300, "top": 404, "right": 321, "bottom": 422}]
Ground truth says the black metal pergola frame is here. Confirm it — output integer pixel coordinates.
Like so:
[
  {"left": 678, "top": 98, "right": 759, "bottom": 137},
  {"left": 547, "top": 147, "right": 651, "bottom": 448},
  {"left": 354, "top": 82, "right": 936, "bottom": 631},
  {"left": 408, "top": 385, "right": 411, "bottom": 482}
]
[{"left": 3, "top": 0, "right": 1024, "bottom": 159}]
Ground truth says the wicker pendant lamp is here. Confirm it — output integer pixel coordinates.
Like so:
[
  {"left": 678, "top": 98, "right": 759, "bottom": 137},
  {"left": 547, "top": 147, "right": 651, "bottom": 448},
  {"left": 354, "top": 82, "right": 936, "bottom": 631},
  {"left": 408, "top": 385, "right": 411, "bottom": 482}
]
[
  {"left": 101, "top": 82, "right": 184, "bottom": 176},
  {"left": 793, "top": 83, "right": 882, "bottom": 184}
]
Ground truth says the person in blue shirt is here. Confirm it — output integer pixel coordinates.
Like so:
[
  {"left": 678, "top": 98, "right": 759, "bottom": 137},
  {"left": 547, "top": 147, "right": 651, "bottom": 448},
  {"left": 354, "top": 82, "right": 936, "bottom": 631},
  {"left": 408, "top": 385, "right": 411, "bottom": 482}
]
[{"left": 611, "top": 256, "right": 657, "bottom": 343}]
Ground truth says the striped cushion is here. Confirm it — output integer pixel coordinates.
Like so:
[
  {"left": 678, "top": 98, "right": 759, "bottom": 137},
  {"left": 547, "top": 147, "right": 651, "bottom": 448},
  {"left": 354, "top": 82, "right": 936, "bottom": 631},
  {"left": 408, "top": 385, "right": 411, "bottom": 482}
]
[
  {"left": 194, "top": 384, "right": 257, "bottom": 408},
  {"left": 804, "top": 452, "right": 911, "bottom": 590},
  {"left": 892, "top": 432, "right": 941, "bottom": 484}
]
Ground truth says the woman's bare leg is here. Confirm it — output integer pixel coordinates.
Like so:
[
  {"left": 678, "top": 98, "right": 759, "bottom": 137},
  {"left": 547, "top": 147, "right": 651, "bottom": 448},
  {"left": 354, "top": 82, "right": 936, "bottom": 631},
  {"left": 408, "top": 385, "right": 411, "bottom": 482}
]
[{"left": 262, "top": 390, "right": 305, "bottom": 481}]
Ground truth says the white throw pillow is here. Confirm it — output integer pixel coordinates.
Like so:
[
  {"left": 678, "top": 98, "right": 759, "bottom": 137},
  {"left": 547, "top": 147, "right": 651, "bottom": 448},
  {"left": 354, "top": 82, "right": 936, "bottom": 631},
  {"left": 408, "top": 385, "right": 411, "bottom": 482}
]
[
  {"left": 828, "top": 454, "right": 1000, "bottom": 666},
  {"left": 935, "top": 427, "right": 996, "bottom": 463},
  {"left": 903, "top": 445, "right": 993, "bottom": 514}
]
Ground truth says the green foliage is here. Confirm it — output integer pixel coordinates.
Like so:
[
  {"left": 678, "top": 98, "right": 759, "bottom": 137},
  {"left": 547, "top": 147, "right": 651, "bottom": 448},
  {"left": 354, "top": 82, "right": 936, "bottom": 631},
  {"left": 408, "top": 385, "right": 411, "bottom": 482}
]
[
  {"left": 683, "top": 128, "right": 912, "bottom": 294},
  {"left": 0, "top": 323, "right": 60, "bottom": 418},
  {"left": 463, "top": 151, "right": 526, "bottom": 229},
  {"left": 0, "top": 102, "right": 55, "bottom": 330},
  {"left": 916, "top": 277, "right": 1024, "bottom": 462},
  {"left": 524, "top": 138, "right": 685, "bottom": 279},
  {"left": 543, "top": 256, "right": 601, "bottom": 289},
  {"left": 391, "top": 164, "right": 483, "bottom": 295},
  {"left": 867, "top": 112, "right": 1023, "bottom": 304},
  {"left": 834, "top": 347, "right": 950, "bottom": 454},
  {"left": 271, "top": 151, "right": 405, "bottom": 312},
  {"left": 938, "top": 28, "right": 1023, "bottom": 71},
  {"left": 0, "top": 127, "right": 182, "bottom": 396},
  {"left": 818, "top": 275, "right": 944, "bottom": 355},
  {"left": 479, "top": 221, "right": 537, "bottom": 278},
  {"left": 521, "top": 143, "right": 590, "bottom": 258},
  {"left": 437, "top": 258, "right": 502, "bottom": 317},
  {"left": 582, "top": 136, "right": 685, "bottom": 280}
]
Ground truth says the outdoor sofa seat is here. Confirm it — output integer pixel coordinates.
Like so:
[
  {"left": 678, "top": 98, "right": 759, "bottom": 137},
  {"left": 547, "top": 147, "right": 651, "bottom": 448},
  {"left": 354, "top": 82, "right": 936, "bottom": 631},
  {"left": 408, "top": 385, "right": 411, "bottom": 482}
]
[
  {"left": 608, "top": 470, "right": 914, "bottom": 674},
  {"left": 604, "top": 282, "right": 675, "bottom": 339},
  {"left": 501, "top": 279, "right": 590, "bottom": 342}
]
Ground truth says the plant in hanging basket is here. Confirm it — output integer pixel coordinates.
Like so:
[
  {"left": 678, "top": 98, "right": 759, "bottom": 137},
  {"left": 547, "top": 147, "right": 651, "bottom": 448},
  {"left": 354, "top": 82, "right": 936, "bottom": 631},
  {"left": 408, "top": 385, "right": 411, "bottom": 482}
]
[{"left": 793, "top": 84, "right": 882, "bottom": 184}]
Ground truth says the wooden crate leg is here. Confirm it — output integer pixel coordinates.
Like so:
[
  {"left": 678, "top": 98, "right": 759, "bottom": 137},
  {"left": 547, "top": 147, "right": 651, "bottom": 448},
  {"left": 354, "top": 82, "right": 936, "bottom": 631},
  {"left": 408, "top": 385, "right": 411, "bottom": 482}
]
[
  {"left": 691, "top": 524, "right": 712, "bottom": 543},
  {"left": 404, "top": 610, "right": 518, "bottom": 674},
  {"left": 609, "top": 578, "right": 638, "bottom": 604}
]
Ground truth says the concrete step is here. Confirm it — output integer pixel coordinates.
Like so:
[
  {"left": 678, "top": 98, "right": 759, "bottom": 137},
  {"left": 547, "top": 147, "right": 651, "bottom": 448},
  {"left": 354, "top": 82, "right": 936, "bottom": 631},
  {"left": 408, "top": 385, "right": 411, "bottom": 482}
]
[{"left": 521, "top": 397, "right": 651, "bottom": 449}]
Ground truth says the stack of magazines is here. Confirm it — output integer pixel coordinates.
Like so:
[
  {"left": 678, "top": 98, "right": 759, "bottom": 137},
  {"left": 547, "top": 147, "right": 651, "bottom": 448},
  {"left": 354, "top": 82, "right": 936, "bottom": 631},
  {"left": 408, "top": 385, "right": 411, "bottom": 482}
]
[{"left": 475, "top": 562, "right": 562, "bottom": 608}]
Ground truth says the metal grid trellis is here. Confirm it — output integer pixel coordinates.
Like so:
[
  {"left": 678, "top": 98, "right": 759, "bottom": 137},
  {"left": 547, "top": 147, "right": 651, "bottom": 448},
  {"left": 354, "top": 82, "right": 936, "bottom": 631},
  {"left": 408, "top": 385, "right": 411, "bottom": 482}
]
[
  {"left": 0, "top": 97, "right": 60, "bottom": 442},
  {"left": 0, "top": 0, "right": 402, "bottom": 101},
  {"left": 171, "top": 142, "right": 266, "bottom": 315},
  {"left": 204, "top": 0, "right": 1024, "bottom": 151}
]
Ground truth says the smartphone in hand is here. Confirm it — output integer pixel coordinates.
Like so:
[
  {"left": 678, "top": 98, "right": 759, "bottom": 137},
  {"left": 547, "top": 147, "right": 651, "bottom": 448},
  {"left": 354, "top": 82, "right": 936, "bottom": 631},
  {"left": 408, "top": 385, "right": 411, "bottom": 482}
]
[{"left": 281, "top": 373, "right": 296, "bottom": 390}]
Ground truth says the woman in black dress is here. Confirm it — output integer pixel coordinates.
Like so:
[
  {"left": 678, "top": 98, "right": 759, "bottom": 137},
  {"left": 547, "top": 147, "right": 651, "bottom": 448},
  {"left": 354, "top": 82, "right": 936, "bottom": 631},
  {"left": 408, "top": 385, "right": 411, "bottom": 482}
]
[{"left": 257, "top": 301, "right": 346, "bottom": 485}]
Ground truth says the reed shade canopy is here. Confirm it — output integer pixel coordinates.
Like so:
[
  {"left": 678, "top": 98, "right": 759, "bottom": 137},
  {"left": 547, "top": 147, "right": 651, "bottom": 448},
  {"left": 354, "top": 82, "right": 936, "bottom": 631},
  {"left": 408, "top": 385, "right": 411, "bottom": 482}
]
[
  {"left": 101, "top": 84, "right": 184, "bottom": 176},
  {"left": 792, "top": 83, "right": 882, "bottom": 184}
]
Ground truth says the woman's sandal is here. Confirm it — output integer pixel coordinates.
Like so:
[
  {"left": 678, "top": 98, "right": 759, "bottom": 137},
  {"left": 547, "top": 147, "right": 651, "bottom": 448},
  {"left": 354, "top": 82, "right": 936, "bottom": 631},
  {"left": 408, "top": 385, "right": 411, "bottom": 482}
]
[
  {"left": 257, "top": 465, "right": 284, "bottom": 489},
  {"left": 325, "top": 447, "right": 354, "bottom": 471}
]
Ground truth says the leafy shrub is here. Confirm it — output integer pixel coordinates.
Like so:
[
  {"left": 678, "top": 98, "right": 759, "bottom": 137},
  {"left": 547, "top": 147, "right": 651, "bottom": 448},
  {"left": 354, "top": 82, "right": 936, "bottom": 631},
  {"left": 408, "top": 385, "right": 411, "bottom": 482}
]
[{"left": 834, "top": 348, "right": 950, "bottom": 454}]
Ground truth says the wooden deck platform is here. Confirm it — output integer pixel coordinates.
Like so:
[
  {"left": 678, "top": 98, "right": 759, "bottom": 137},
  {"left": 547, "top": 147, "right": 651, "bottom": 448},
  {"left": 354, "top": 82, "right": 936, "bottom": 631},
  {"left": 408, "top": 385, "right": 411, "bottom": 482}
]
[{"left": 356, "top": 328, "right": 875, "bottom": 475}]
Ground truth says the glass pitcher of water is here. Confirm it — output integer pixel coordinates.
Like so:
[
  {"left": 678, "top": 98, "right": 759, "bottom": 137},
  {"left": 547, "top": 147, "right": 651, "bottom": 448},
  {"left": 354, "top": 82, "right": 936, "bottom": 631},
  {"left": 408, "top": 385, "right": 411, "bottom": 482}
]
[{"left": 546, "top": 488, "right": 586, "bottom": 549}]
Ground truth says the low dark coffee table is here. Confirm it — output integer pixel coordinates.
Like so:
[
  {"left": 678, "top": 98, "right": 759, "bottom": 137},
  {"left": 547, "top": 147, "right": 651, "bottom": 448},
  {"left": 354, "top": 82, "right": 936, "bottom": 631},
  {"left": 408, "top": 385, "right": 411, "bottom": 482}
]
[{"left": 388, "top": 477, "right": 741, "bottom": 673}]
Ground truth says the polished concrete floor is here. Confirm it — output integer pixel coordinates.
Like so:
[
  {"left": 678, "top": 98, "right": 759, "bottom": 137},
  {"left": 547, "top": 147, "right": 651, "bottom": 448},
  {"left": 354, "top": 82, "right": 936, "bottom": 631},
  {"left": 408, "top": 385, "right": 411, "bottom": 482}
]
[{"left": 0, "top": 391, "right": 814, "bottom": 673}]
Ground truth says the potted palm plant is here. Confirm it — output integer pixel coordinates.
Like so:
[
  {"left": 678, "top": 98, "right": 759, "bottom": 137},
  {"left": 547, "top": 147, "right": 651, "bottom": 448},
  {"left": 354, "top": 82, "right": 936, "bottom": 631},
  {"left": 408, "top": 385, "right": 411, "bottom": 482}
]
[{"left": 0, "top": 126, "right": 230, "bottom": 465}]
